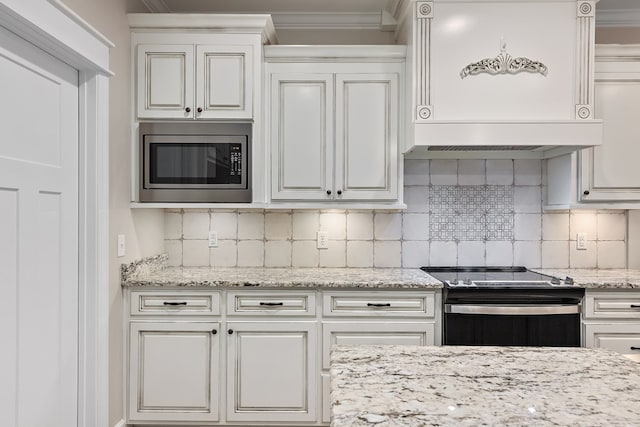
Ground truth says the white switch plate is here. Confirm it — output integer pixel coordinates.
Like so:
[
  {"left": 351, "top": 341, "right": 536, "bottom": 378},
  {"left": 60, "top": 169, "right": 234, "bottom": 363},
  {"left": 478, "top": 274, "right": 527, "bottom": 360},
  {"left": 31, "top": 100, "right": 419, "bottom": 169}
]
[
  {"left": 208, "top": 231, "right": 218, "bottom": 248},
  {"left": 117, "top": 234, "right": 126, "bottom": 257},
  {"left": 576, "top": 233, "right": 587, "bottom": 250},
  {"left": 317, "top": 231, "right": 329, "bottom": 249}
]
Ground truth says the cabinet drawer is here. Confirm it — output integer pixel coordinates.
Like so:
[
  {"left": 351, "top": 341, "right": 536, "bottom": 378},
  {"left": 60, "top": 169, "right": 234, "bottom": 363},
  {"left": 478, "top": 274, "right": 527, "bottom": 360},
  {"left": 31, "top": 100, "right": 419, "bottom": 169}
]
[
  {"left": 321, "top": 322, "right": 435, "bottom": 369},
  {"left": 130, "top": 291, "right": 221, "bottom": 316},
  {"left": 227, "top": 291, "right": 316, "bottom": 316},
  {"left": 584, "top": 291, "right": 640, "bottom": 319},
  {"left": 322, "top": 291, "right": 435, "bottom": 318},
  {"left": 584, "top": 323, "right": 640, "bottom": 356}
]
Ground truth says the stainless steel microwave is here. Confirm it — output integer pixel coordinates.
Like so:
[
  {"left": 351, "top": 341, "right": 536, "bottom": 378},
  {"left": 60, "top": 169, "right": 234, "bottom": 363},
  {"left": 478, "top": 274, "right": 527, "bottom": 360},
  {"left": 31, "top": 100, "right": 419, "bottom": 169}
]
[{"left": 139, "top": 122, "right": 251, "bottom": 203}]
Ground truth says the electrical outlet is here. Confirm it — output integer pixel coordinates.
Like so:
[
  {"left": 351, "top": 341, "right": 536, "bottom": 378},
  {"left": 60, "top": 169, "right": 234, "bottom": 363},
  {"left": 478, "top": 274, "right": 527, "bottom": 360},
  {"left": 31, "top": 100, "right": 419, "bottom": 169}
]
[
  {"left": 576, "top": 233, "right": 587, "bottom": 250},
  {"left": 117, "top": 234, "right": 126, "bottom": 257},
  {"left": 317, "top": 231, "right": 329, "bottom": 249},
  {"left": 208, "top": 231, "right": 218, "bottom": 248}
]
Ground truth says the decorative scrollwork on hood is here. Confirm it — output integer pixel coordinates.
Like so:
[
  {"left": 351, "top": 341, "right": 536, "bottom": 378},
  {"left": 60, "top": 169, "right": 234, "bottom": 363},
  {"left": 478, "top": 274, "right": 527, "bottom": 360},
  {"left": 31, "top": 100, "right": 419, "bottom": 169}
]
[{"left": 460, "top": 39, "right": 548, "bottom": 79}]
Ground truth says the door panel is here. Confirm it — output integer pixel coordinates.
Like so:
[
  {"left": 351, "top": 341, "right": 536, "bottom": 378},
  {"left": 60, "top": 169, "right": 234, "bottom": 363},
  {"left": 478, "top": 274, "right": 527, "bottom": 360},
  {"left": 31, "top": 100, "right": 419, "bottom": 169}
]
[
  {"left": 335, "top": 74, "right": 398, "bottom": 200},
  {"left": 0, "top": 25, "right": 78, "bottom": 427},
  {"left": 227, "top": 321, "right": 317, "bottom": 423},
  {"left": 271, "top": 74, "right": 334, "bottom": 200}
]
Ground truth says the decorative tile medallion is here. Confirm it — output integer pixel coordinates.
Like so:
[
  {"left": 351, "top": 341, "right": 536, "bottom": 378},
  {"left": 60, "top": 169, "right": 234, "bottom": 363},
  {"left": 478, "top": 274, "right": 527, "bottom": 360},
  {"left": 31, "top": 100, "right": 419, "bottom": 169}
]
[{"left": 429, "top": 185, "right": 514, "bottom": 241}]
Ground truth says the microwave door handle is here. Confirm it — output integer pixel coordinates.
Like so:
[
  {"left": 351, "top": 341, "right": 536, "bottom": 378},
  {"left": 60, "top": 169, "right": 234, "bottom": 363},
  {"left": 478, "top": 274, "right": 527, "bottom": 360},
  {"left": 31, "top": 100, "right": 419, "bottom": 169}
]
[{"left": 445, "top": 304, "right": 581, "bottom": 315}]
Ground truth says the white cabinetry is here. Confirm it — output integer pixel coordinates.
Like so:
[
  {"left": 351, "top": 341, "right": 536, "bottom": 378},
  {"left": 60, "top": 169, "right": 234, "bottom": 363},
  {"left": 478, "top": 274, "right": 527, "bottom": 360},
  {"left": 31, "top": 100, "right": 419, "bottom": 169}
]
[
  {"left": 320, "top": 290, "right": 440, "bottom": 423},
  {"left": 127, "top": 289, "right": 223, "bottom": 423},
  {"left": 125, "top": 287, "right": 441, "bottom": 426},
  {"left": 266, "top": 46, "right": 404, "bottom": 205},
  {"left": 583, "top": 290, "right": 640, "bottom": 361},
  {"left": 136, "top": 43, "right": 253, "bottom": 119},
  {"left": 129, "top": 14, "right": 276, "bottom": 121},
  {"left": 546, "top": 45, "right": 640, "bottom": 208}
]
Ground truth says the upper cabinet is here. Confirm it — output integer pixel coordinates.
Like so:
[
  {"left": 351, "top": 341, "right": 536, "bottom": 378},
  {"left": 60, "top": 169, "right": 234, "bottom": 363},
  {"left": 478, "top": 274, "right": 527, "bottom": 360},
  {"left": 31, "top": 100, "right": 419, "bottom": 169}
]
[
  {"left": 265, "top": 46, "right": 405, "bottom": 206},
  {"left": 129, "top": 14, "right": 277, "bottom": 121},
  {"left": 136, "top": 43, "right": 253, "bottom": 119},
  {"left": 546, "top": 45, "right": 640, "bottom": 209}
]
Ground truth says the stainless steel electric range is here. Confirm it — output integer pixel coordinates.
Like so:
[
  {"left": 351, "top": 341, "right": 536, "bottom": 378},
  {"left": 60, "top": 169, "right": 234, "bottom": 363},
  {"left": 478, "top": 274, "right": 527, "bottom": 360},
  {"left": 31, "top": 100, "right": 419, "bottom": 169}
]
[{"left": 421, "top": 266, "right": 584, "bottom": 347}]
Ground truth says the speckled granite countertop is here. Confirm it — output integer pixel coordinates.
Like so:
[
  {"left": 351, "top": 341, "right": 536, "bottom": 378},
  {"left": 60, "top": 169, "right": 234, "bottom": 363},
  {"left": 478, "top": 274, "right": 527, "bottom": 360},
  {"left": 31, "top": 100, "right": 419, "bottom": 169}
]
[
  {"left": 121, "top": 255, "right": 442, "bottom": 289},
  {"left": 534, "top": 269, "right": 640, "bottom": 289},
  {"left": 330, "top": 345, "right": 640, "bottom": 426}
]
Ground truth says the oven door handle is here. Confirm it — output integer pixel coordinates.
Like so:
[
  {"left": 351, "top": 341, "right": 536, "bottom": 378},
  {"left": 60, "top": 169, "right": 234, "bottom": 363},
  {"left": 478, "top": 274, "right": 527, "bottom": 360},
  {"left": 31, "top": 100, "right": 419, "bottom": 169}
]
[{"left": 445, "top": 304, "right": 581, "bottom": 315}]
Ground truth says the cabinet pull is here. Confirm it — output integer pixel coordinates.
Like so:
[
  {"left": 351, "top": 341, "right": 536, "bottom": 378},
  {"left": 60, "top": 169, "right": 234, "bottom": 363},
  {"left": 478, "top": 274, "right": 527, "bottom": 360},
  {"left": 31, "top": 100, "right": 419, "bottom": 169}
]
[
  {"left": 197, "top": 107, "right": 203, "bottom": 113},
  {"left": 163, "top": 301, "right": 187, "bottom": 306},
  {"left": 185, "top": 107, "right": 191, "bottom": 113},
  {"left": 631, "top": 305, "right": 640, "bottom": 308},
  {"left": 326, "top": 190, "right": 332, "bottom": 195},
  {"left": 367, "top": 303, "right": 391, "bottom": 307},
  {"left": 259, "top": 302, "right": 284, "bottom": 306},
  {"left": 211, "top": 329, "right": 217, "bottom": 335},
  {"left": 337, "top": 190, "right": 342, "bottom": 195},
  {"left": 631, "top": 346, "right": 640, "bottom": 351},
  {"left": 228, "top": 329, "right": 234, "bottom": 335}
]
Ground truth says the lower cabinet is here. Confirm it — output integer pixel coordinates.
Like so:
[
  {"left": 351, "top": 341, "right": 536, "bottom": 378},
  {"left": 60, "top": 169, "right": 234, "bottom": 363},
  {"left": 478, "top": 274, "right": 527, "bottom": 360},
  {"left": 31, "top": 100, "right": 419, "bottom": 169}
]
[
  {"left": 226, "top": 321, "right": 317, "bottom": 423},
  {"left": 583, "top": 290, "right": 640, "bottom": 361},
  {"left": 128, "top": 321, "right": 221, "bottom": 423},
  {"left": 126, "top": 288, "right": 441, "bottom": 426}
]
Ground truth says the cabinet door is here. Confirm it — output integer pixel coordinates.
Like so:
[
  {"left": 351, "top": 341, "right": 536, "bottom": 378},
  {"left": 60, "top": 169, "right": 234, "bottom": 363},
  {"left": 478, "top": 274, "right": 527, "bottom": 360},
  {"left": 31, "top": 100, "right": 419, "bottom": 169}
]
[
  {"left": 335, "top": 73, "right": 398, "bottom": 200},
  {"left": 579, "top": 64, "right": 640, "bottom": 201},
  {"left": 226, "top": 321, "right": 317, "bottom": 423},
  {"left": 196, "top": 44, "right": 252, "bottom": 119},
  {"left": 128, "top": 322, "right": 220, "bottom": 423},
  {"left": 136, "top": 44, "right": 194, "bottom": 119},
  {"left": 271, "top": 73, "right": 334, "bottom": 200}
]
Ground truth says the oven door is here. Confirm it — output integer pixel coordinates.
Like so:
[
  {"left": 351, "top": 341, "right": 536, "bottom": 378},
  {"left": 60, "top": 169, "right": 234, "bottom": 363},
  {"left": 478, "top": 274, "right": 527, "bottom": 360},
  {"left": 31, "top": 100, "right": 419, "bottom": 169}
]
[{"left": 444, "top": 302, "right": 582, "bottom": 347}]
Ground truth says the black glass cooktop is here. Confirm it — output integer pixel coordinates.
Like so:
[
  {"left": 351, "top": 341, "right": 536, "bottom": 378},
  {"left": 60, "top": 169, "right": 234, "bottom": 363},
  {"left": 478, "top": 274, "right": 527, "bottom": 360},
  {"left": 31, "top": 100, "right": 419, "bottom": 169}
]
[{"left": 421, "top": 266, "right": 575, "bottom": 288}]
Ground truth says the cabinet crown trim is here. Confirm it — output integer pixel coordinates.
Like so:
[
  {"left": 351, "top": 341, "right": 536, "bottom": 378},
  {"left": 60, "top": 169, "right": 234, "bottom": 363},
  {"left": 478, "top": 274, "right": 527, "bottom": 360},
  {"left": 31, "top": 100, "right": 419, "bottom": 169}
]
[{"left": 264, "top": 45, "right": 406, "bottom": 62}]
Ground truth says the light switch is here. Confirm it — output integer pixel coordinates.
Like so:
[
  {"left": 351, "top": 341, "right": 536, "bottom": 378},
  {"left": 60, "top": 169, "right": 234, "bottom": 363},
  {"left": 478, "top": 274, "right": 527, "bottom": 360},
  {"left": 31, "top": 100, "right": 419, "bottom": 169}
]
[
  {"left": 117, "top": 234, "right": 126, "bottom": 257},
  {"left": 208, "top": 231, "right": 218, "bottom": 248}
]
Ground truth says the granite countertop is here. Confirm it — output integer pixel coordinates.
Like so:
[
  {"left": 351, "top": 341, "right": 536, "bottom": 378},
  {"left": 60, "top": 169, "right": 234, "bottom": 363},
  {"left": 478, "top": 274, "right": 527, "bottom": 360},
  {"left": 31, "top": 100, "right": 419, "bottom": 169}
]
[
  {"left": 121, "top": 255, "right": 442, "bottom": 289},
  {"left": 534, "top": 268, "right": 640, "bottom": 289},
  {"left": 330, "top": 345, "right": 640, "bottom": 426}
]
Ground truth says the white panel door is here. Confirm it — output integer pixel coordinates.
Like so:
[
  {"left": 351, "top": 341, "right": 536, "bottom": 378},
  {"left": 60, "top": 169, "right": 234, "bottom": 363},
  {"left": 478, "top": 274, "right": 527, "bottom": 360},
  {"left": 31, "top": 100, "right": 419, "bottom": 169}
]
[
  {"left": 129, "top": 322, "right": 220, "bottom": 422},
  {"left": 227, "top": 321, "right": 317, "bottom": 423},
  {"left": 136, "top": 44, "right": 195, "bottom": 119},
  {"left": 196, "top": 44, "right": 252, "bottom": 119},
  {"left": 0, "top": 26, "right": 78, "bottom": 427},
  {"left": 271, "top": 73, "right": 334, "bottom": 200},
  {"left": 335, "top": 74, "right": 398, "bottom": 200},
  {"left": 579, "top": 72, "right": 640, "bottom": 201}
]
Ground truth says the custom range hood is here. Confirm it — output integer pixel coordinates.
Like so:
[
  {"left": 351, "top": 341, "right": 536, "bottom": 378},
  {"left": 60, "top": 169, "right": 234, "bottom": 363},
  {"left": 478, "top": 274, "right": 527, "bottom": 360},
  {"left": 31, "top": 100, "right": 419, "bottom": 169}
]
[{"left": 396, "top": 0, "right": 603, "bottom": 158}]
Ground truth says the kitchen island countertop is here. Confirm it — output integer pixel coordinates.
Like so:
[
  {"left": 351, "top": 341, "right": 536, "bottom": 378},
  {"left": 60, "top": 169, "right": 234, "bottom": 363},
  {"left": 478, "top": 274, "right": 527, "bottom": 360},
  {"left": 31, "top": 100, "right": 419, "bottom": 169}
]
[{"left": 330, "top": 345, "right": 640, "bottom": 426}]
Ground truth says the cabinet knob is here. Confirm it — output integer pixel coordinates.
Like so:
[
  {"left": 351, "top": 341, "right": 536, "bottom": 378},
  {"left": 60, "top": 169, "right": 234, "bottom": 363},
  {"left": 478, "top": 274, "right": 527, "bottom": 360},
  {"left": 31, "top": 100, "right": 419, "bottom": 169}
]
[
  {"left": 228, "top": 329, "right": 234, "bottom": 335},
  {"left": 197, "top": 107, "right": 203, "bottom": 113},
  {"left": 326, "top": 190, "right": 332, "bottom": 195},
  {"left": 185, "top": 107, "right": 191, "bottom": 113},
  {"left": 337, "top": 190, "right": 342, "bottom": 195},
  {"left": 211, "top": 329, "right": 217, "bottom": 335},
  {"left": 583, "top": 190, "right": 590, "bottom": 195}
]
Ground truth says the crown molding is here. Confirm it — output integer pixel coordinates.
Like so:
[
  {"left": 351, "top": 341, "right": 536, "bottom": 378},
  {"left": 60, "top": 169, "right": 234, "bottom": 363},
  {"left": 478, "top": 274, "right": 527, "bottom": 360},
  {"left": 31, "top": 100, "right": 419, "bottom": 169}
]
[
  {"left": 140, "top": 0, "right": 171, "bottom": 13},
  {"left": 271, "top": 12, "right": 382, "bottom": 30},
  {"left": 596, "top": 9, "right": 640, "bottom": 28}
]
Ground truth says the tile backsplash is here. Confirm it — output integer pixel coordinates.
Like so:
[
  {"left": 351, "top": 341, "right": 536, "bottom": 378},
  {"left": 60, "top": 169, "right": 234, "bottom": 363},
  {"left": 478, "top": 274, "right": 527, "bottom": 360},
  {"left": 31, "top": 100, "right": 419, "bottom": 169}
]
[{"left": 165, "top": 159, "right": 628, "bottom": 269}]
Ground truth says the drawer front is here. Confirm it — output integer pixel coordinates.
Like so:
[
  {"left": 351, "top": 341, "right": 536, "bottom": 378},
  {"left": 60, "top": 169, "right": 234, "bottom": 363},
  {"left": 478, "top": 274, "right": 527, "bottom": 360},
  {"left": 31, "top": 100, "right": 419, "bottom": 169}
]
[
  {"left": 584, "top": 291, "right": 640, "bottom": 319},
  {"left": 584, "top": 323, "right": 640, "bottom": 356},
  {"left": 130, "top": 291, "right": 221, "bottom": 316},
  {"left": 227, "top": 291, "right": 316, "bottom": 316},
  {"left": 322, "top": 322, "right": 435, "bottom": 369},
  {"left": 322, "top": 291, "right": 435, "bottom": 318}
]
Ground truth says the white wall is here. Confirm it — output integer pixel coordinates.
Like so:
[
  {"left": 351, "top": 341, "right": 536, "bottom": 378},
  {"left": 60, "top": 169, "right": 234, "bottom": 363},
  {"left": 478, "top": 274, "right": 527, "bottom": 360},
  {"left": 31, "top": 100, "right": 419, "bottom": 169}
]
[{"left": 59, "top": 1, "right": 164, "bottom": 425}]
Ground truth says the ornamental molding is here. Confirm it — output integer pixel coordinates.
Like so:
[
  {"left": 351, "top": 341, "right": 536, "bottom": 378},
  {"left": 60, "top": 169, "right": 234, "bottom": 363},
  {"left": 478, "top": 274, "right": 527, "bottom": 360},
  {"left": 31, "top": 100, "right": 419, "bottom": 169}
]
[
  {"left": 416, "top": 2, "right": 434, "bottom": 19},
  {"left": 576, "top": 105, "right": 592, "bottom": 120},
  {"left": 416, "top": 105, "right": 433, "bottom": 122},
  {"left": 577, "top": 1, "right": 595, "bottom": 18},
  {"left": 460, "top": 40, "right": 548, "bottom": 79}
]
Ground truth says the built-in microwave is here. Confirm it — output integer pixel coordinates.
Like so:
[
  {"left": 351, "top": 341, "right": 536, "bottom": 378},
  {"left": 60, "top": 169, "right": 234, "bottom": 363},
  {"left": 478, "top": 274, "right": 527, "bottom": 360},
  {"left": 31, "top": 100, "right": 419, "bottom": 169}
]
[{"left": 139, "top": 122, "right": 251, "bottom": 203}]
